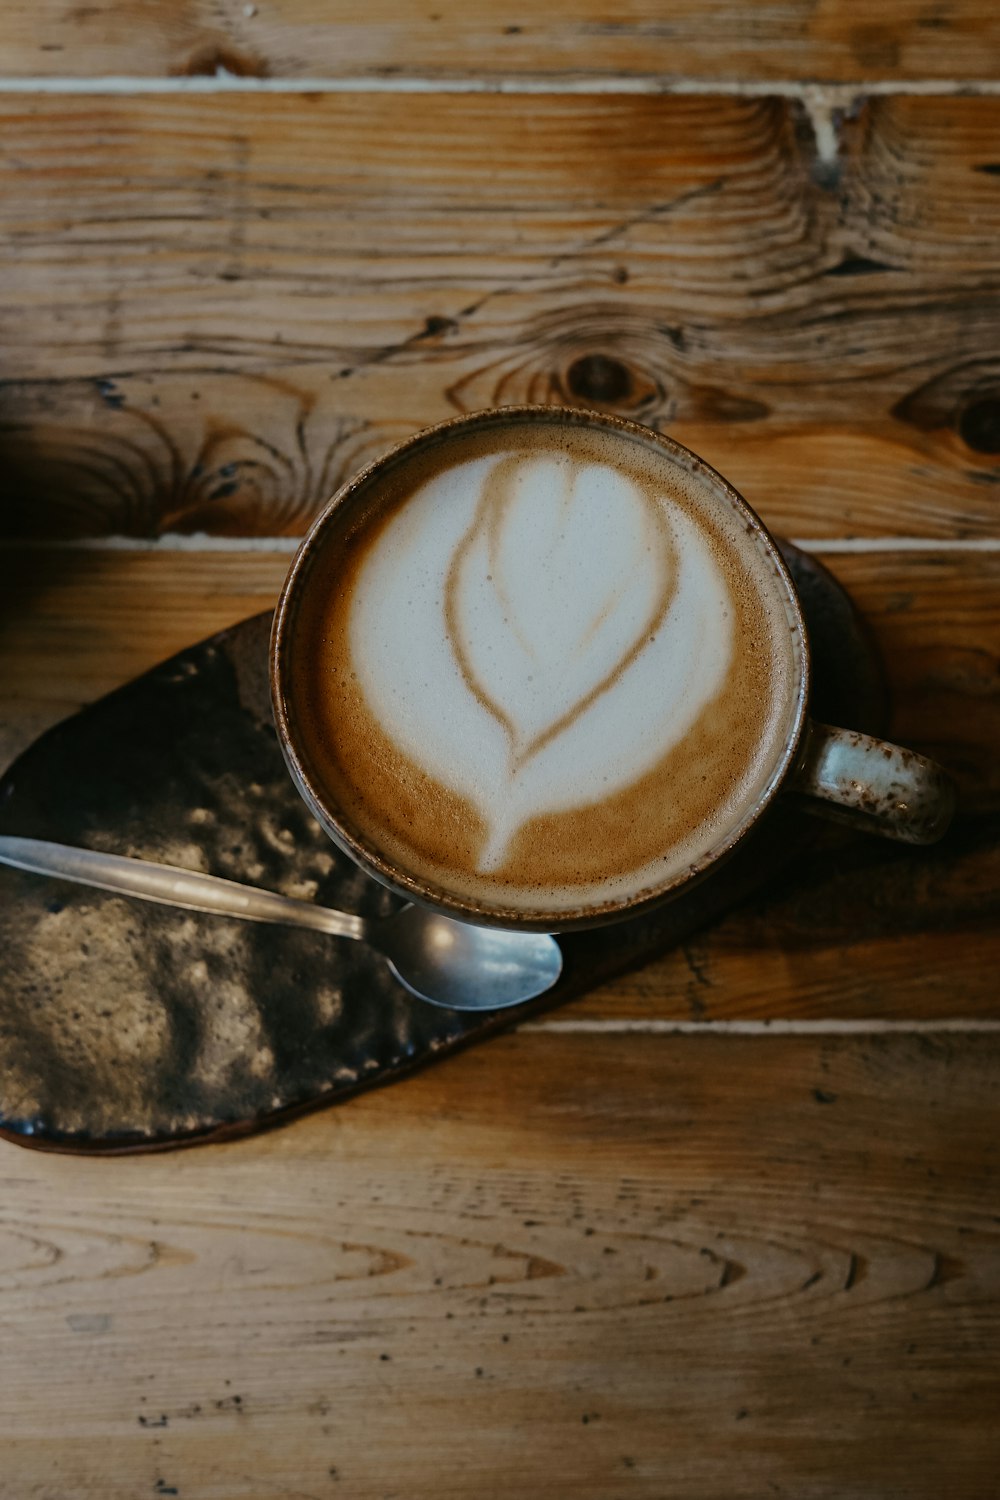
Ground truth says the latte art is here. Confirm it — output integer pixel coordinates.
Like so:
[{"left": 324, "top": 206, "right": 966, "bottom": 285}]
[
  {"left": 350, "top": 453, "right": 733, "bottom": 873},
  {"left": 285, "top": 413, "right": 803, "bottom": 920}
]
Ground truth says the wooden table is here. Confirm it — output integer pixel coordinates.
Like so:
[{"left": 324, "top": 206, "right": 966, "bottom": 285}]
[{"left": 2, "top": 5, "right": 999, "bottom": 1495}]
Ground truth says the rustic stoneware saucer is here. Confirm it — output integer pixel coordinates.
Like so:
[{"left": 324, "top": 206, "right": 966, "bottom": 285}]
[{"left": 0, "top": 544, "right": 884, "bottom": 1153}]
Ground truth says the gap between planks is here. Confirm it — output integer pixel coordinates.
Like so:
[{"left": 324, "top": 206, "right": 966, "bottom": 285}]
[
  {"left": 2, "top": 74, "right": 1000, "bottom": 98},
  {"left": 521, "top": 1018, "right": 1000, "bottom": 1034},
  {"left": 3, "top": 535, "right": 998, "bottom": 554}
]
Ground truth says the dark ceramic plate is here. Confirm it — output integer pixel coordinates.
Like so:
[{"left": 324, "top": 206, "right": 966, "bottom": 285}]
[{"left": 0, "top": 545, "right": 884, "bottom": 1153}]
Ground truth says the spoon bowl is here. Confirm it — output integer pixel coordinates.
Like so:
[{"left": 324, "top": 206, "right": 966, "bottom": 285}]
[{"left": 375, "top": 902, "right": 563, "bottom": 1010}]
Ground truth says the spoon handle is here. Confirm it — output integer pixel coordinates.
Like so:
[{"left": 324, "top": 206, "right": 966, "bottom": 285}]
[{"left": 0, "top": 834, "right": 366, "bottom": 941}]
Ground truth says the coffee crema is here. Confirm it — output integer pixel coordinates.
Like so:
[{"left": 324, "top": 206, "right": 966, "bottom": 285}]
[{"left": 284, "top": 413, "right": 804, "bottom": 919}]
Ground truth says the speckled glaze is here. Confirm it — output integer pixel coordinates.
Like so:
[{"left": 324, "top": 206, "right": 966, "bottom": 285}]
[
  {"left": 793, "top": 723, "right": 957, "bottom": 843},
  {"left": 272, "top": 406, "right": 955, "bottom": 930}
]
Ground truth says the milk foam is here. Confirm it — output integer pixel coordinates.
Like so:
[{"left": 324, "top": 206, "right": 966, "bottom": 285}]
[{"left": 348, "top": 451, "right": 735, "bottom": 873}]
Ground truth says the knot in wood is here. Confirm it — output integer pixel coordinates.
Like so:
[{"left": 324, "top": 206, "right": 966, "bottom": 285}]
[
  {"left": 958, "top": 397, "right": 1000, "bottom": 455},
  {"left": 565, "top": 353, "right": 633, "bottom": 406}
]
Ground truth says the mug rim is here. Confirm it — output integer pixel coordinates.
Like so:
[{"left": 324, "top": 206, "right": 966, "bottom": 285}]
[{"left": 270, "top": 404, "right": 810, "bottom": 931}]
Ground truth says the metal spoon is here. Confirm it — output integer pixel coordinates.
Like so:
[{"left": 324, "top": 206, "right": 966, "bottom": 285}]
[{"left": 0, "top": 834, "right": 562, "bottom": 1011}]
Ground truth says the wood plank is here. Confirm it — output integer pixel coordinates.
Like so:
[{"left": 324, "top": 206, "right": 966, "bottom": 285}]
[
  {"left": 2, "top": 94, "right": 999, "bottom": 538},
  {"left": 1, "top": 546, "right": 996, "bottom": 1024},
  {"left": 1, "top": 1032, "right": 998, "bottom": 1497},
  {"left": 2, "top": 549, "right": 996, "bottom": 800},
  {"left": 578, "top": 817, "right": 1000, "bottom": 1021},
  {"left": 3, "top": 0, "right": 1000, "bottom": 83}
]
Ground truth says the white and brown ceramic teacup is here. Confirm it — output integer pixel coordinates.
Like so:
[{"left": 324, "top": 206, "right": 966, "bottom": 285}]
[{"left": 271, "top": 406, "right": 956, "bottom": 931}]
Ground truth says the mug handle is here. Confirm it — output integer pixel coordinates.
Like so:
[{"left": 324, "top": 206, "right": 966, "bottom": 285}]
[{"left": 789, "top": 720, "right": 957, "bottom": 844}]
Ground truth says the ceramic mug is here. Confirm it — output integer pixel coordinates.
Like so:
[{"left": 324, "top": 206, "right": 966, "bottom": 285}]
[{"left": 271, "top": 406, "right": 956, "bottom": 931}]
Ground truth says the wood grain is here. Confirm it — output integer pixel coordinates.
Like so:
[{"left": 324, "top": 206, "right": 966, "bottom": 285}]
[
  {"left": 2, "top": 93, "right": 999, "bottom": 538},
  {"left": 1, "top": 1032, "right": 998, "bottom": 1498},
  {"left": 1, "top": 545, "right": 996, "bottom": 1025},
  {"left": 2, "top": 11, "right": 997, "bottom": 1493},
  {"left": 579, "top": 815, "right": 1000, "bottom": 1022},
  {"left": 3, "top": 548, "right": 996, "bottom": 799},
  {"left": 3, "top": 0, "right": 1000, "bottom": 82}
]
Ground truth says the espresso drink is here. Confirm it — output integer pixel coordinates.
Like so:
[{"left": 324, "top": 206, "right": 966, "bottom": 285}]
[{"left": 283, "top": 412, "right": 803, "bottom": 919}]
